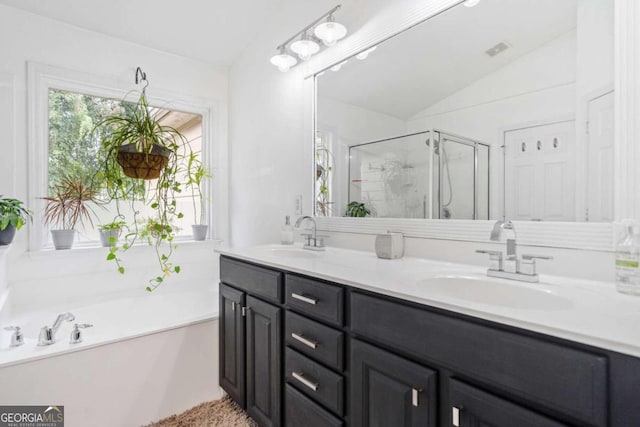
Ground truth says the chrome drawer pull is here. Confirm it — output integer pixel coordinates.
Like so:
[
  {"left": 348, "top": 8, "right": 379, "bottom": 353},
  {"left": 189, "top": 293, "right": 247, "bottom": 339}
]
[
  {"left": 412, "top": 388, "right": 421, "bottom": 407},
  {"left": 292, "top": 371, "right": 318, "bottom": 391},
  {"left": 291, "top": 332, "right": 318, "bottom": 349},
  {"left": 452, "top": 406, "right": 461, "bottom": 426},
  {"left": 291, "top": 293, "right": 318, "bottom": 305}
]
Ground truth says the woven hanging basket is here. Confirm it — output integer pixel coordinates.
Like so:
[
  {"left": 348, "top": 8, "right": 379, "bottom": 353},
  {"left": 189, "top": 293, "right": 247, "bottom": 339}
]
[{"left": 116, "top": 143, "right": 172, "bottom": 180}]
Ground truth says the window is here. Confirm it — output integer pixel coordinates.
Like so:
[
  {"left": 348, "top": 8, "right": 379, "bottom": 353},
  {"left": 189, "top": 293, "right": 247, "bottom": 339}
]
[{"left": 45, "top": 88, "right": 204, "bottom": 246}]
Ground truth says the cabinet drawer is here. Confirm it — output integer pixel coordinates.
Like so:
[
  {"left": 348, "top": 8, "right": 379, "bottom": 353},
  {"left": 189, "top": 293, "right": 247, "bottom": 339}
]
[
  {"left": 449, "top": 380, "right": 568, "bottom": 427},
  {"left": 286, "top": 311, "right": 344, "bottom": 371},
  {"left": 285, "top": 274, "right": 344, "bottom": 326},
  {"left": 220, "top": 256, "right": 283, "bottom": 303},
  {"left": 351, "top": 292, "right": 607, "bottom": 427},
  {"left": 285, "top": 348, "right": 345, "bottom": 416},
  {"left": 286, "top": 385, "right": 344, "bottom": 427}
]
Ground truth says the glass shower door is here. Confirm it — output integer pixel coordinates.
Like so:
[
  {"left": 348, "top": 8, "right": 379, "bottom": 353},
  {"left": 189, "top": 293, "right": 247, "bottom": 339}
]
[{"left": 438, "top": 136, "right": 479, "bottom": 220}]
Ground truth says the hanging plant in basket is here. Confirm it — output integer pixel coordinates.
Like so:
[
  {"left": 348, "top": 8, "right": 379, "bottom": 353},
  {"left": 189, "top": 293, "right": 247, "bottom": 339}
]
[{"left": 92, "top": 67, "right": 202, "bottom": 291}]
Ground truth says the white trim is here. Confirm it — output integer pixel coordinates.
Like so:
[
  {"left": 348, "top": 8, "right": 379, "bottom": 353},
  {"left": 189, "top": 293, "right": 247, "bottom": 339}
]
[
  {"left": 306, "top": 0, "right": 635, "bottom": 252},
  {"left": 26, "top": 62, "right": 229, "bottom": 250}
]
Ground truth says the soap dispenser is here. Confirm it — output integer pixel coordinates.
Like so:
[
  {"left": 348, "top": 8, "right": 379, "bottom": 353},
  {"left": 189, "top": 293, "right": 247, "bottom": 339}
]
[
  {"left": 281, "top": 216, "right": 294, "bottom": 245},
  {"left": 615, "top": 222, "right": 640, "bottom": 295}
]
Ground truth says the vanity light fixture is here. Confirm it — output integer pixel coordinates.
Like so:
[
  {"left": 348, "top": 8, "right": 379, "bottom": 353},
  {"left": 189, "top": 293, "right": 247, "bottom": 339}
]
[
  {"left": 270, "top": 5, "right": 346, "bottom": 72},
  {"left": 314, "top": 13, "right": 348, "bottom": 47},
  {"left": 464, "top": 0, "right": 481, "bottom": 7},
  {"left": 356, "top": 46, "right": 377, "bottom": 60},
  {"left": 291, "top": 32, "right": 320, "bottom": 61},
  {"left": 270, "top": 46, "right": 298, "bottom": 72}
]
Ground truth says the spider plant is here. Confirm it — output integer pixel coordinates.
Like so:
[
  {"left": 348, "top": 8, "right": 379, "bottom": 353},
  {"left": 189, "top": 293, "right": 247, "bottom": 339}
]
[{"left": 92, "top": 86, "right": 197, "bottom": 290}]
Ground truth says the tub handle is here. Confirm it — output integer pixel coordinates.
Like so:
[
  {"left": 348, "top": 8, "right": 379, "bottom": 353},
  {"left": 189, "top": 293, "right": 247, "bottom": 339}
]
[
  {"left": 70, "top": 323, "right": 93, "bottom": 344},
  {"left": 4, "top": 326, "right": 24, "bottom": 347}
]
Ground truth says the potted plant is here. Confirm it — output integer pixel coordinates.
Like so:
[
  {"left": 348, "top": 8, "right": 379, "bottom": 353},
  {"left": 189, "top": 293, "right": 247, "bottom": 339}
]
[
  {"left": 92, "top": 68, "right": 198, "bottom": 290},
  {"left": 186, "top": 154, "right": 211, "bottom": 241},
  {"left": 345, "top": 201, "right": 371, "bottom": 218},
  {"left": 42, "top": 176, "right": 98, "bottom": 250},
  {"left": 98, "top": 220, "right": 126, "bottom": 247},
  {"left": 0, "top": 197, "right": 32, "bottom": 246}
]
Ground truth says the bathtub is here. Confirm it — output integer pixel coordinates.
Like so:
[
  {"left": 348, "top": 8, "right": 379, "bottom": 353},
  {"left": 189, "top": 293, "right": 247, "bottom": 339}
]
[{"left": 0, "top": 244, "right": 223, "bottom": 427}]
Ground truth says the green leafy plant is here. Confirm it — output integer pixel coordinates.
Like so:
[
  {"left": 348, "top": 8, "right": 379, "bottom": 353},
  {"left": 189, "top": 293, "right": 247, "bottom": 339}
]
[
  {"left": 316, "top": 143, "right": 334, "bottom": 216},
  {"left": 98, "top": 220, "right": 127, "bottom": 230},
  {"left": 92, "top": 85, "right": 197, "bottom": 290},
  {"left": 42, "top": 176, "right": 98, "bottom": 230},
  {"left": 345, "top": 201, "right": 371, "bottom": 218},
  {"left": 185, "top": 154, "right": 211, "bottom": 226},
  {"left": 0, "top": 197, "right": 32, "bottom": 231}
]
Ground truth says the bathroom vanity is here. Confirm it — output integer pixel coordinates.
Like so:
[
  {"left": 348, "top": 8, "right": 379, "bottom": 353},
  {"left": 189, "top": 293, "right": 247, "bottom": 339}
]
[{"left": 217, "top": 246, "right": 640, "bottom": 427}]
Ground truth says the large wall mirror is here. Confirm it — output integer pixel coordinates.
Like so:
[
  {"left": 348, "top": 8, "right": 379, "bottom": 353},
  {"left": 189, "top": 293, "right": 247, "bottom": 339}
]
[{"left": 314, "top": 0, "right": 613, "bottom": 223}]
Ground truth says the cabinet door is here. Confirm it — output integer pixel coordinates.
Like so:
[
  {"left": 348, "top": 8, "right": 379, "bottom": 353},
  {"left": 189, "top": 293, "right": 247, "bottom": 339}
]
[
  {"left": 219, "top": 283, "right": 245, "bottom": 407},
  {"left": 351, "top": 339, "right": 437, "bottom": 427},
  {"left": 449, "top": 380, "right": 568, "bottom": 427},
  {"left": 246, "top": 295, "right": 282, "bottom": 427}
]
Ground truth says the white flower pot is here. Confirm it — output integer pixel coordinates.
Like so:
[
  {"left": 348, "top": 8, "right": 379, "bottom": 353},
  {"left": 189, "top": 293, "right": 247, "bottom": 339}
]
[
  {"left": 51, "top": 229, "right": 75, "bottom": 250},
  {"left": 192, "top": 225, "right": 208, "bottom": 241},
  {"left": 99, "top": 228, "right": 122, "bottom": 247}
]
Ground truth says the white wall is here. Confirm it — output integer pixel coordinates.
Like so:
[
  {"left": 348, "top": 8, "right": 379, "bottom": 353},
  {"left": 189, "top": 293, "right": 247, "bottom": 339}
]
[
  {"left": 228, "top": 0, "right": 417, "bottom": 247},
  {"left": 0, "top": 4, "right": 227, "bottom": 284}
]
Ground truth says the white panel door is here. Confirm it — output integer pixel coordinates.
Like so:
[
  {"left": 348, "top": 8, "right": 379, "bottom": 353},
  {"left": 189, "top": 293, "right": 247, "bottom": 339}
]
[
  {"left": 586, "top": 91, "right": 614, "bottom": 222},
  {"left": 504, "top": 121, "right": 576, "bottom": 221}
]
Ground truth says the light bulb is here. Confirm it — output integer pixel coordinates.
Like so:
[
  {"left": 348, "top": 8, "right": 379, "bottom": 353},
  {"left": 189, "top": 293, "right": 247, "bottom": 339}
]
[
  {"left": 291, "top": 36, "right": 320, "bottom": 61},
  {"left": 270, "top": 48, "right": 297, "bottom": 72},
  {"left": 464, "top": 0, "right": 480, "bottom": 7},
  {"left": 356, "top": 46, "right": 377, "bottom": 60},
  {"left": 314, "top": 16, "right": 347, "bottom": 47}
]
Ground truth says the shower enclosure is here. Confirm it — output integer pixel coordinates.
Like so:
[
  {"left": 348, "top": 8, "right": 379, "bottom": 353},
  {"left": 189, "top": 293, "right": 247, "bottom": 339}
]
[{"left": 348, "top": 129, "right": 490, "bottom": 219}]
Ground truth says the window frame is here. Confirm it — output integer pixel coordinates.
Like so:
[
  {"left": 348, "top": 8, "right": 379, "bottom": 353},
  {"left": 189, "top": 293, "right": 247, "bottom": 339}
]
[{"left": 27, "top": 62, "right": 226, "bottom": 251}]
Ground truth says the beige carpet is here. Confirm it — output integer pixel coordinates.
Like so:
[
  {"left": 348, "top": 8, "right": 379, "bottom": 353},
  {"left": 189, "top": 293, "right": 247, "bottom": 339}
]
[{"left": 145, "top": 397, "right": 257, "bottom": 427}]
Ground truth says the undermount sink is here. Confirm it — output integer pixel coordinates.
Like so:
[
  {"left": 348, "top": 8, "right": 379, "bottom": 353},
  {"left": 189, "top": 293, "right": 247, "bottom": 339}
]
[
  {"left": 263, "top": 247, "right": 322, "bottom": 259},
  {"left": 418, "top": 276, "right": 572, "bottom": 310}
]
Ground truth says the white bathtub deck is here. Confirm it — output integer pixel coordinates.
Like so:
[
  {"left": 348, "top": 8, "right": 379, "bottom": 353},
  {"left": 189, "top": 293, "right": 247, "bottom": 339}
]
[{"left": 0, "top": 281, "right": 219, "bottom": 368}]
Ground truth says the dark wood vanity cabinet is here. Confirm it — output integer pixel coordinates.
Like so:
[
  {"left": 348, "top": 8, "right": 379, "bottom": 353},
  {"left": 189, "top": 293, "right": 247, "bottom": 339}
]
[
  {"left": 350, "top": 339, "right": 437, "bottom": 427},
  {"left": 219, "top": 255, "right": 640, "bottom": 427},
  {"left": 219, "top": 258, "right": 283, "bottom": 427}
]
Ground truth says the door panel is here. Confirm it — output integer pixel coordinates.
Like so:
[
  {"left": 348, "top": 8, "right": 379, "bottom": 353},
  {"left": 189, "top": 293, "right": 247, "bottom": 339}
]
[
  {"left": 219, "top": 283, "right": 245, "bottom": 407},
  {"left": 505, "top": 121, "right": 576, "bottom": 221},
  {"left": 350, "top": 339, "right": 437, "bottom": 427},
  {"left": 450, "top": 380, "right": 568, "bottom": 427},
  {"left": 246, "top": 295, "right": 282, "bottom": 427}
]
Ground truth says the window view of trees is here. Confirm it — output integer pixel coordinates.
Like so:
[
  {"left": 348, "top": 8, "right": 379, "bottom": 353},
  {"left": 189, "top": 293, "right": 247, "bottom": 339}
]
[{"left": 47, "top": 88, "right": 203, "bottom": 244}]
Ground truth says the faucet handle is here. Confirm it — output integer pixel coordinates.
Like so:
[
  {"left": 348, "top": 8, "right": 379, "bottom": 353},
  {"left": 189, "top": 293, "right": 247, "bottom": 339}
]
[
  {"left": 522, "top": 254, "right": 554, "bottom": 261},
  {"left": 520, "top": 254, "right": 553, "bottom": 275},
  {"left": 4, "top": 326, "right": 24, "bottom": 347},
  {"left": 476, "top": 250, "right": 503, "bottom": 271},
  {"left": 70, "top": 323, "right": 93, "bottom": 344}
]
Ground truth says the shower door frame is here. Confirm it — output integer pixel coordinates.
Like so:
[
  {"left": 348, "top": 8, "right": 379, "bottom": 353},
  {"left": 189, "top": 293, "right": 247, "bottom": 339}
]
[{"left": 432, "top": 129, "right": 491, "bottom": 220}]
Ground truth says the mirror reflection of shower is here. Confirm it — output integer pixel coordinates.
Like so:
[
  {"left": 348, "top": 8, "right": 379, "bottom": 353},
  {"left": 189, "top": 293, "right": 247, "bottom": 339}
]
[{"left": 347, "top": 130, "right": 489, "bottom": 219}]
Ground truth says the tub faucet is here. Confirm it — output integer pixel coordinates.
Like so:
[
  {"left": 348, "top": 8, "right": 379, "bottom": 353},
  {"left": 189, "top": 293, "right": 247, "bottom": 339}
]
[
  {"left": 477, "top": 220, "right": 553, "bottom": 283},
  {"left": 294, "top": 216, "right": 326, "bottom": 251},
  {"left": 38, "top": 312, "right": 75, "bottom": 346}
]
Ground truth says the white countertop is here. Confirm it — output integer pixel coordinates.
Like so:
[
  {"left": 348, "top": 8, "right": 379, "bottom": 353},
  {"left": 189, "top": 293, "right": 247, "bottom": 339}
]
[{"left": 217, "top": 244, "right": 640, "bottom": 358}]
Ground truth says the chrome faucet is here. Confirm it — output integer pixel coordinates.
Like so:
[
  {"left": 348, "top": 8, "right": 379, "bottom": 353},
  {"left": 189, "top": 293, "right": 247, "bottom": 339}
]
[
  {"left": 38, "top": 312, "right": 75, "bottom": 346},
  {"left": 477, "top": 220, "right": 553, "bottom": 283},
  {"left": 294, "top": 216, "right": 326, "bottom": 251}
]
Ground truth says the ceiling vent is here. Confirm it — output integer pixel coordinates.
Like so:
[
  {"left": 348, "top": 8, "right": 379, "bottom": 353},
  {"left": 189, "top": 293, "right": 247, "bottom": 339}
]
[{"left": 485, "top": 42, "right": 510, "bottom": 57}]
